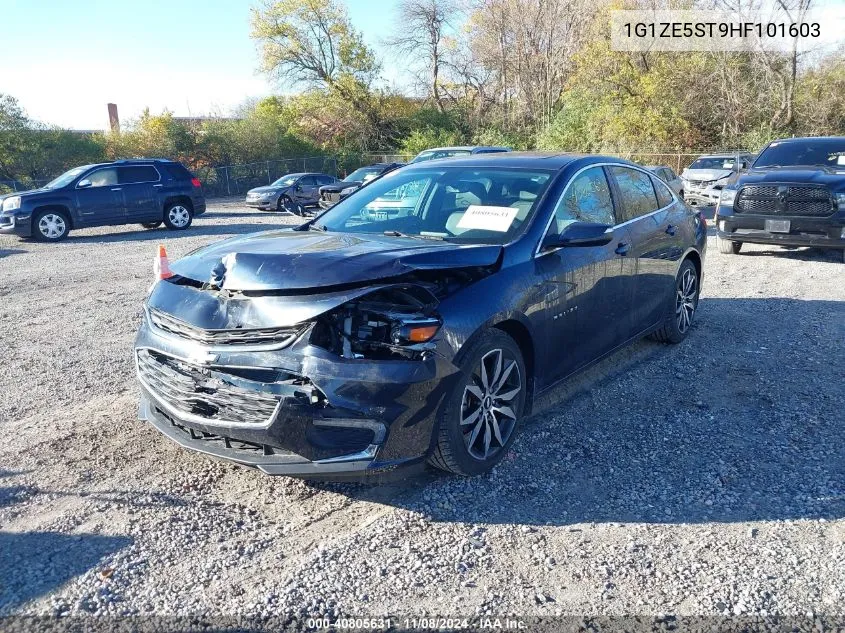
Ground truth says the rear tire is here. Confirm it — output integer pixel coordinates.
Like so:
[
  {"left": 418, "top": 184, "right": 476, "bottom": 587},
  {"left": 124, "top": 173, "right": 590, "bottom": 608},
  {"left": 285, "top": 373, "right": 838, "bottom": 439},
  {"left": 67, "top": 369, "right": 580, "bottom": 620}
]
[
  {"left": 717, "top": 236, "right": 742, "bottom": 254},
  {"left": 140, "top": 221, "right": 162, "bottom": 229},
  {"left": 650, "top": 259, "right": 699, "bottom": 345},
  {"left": 163, "top": 202, "right": 193, "bottom": 230},
  {"left": 429, "top": 330, "right": 527, "bottom": 476},
  {"left": 33, "top": 209, "right": 70, "bottom": 242}
]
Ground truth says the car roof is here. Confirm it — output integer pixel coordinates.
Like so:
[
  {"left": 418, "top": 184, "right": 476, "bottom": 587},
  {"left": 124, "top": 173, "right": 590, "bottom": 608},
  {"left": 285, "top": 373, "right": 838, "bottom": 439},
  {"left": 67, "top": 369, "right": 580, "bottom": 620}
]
[
  {"left": 419, "top": 146, "right": 509, "bottom": 152},
  {"left": 694, "top": 153, "right": 751, "bottom": 159},
  {"left": 767, "top": 136, "right": 845, "bottom": 143},
  {"left": 276, "top": 172, "right": 330, "bottom": 178},
  {"left": 402, "top": 151, "right": 636, "bottom": 171}
]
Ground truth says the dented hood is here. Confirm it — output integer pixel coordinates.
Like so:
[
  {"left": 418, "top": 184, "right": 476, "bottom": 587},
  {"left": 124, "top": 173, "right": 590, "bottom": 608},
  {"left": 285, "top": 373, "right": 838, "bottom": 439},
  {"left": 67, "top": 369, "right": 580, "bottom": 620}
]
[{"left": 170, "top": 229, "right": 503, "bottom": 291}]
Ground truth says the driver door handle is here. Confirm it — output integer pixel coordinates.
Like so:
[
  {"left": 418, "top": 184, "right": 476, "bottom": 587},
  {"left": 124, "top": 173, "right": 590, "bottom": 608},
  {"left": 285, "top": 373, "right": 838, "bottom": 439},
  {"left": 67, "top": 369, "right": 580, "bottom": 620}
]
[{"left": 615, "top": 241, "right": 630, "bottom": 256}]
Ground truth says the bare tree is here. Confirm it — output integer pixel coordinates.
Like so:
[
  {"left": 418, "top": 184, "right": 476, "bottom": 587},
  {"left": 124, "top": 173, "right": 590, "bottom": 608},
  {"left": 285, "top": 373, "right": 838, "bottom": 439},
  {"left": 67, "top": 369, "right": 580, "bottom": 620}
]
[{"left": 386, "top": 0, "right": 459, "bottom": 112}]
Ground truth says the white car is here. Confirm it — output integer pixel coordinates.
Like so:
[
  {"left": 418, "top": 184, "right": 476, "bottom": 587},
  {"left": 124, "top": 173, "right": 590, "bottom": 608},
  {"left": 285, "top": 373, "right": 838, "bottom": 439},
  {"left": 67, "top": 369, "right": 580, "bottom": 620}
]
[
  {"left": 681, "top": 154, "right": 753, "bottom": 206},
  {"left": 645, "top": 166, "right": 684, "bottom": 197}
]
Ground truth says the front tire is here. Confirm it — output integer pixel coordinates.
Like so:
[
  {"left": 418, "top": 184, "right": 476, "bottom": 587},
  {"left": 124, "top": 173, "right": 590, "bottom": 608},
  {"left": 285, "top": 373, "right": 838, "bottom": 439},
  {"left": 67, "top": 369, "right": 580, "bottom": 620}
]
[
  {"left": 33, "top": 210, "right": 70, "bottom": 242},
  {"left": 278, "top": 195, "right": 299, "bottom": 214},
  {"left": 163, "top": 202, "right": 192, "bottom": 230},
  {"left": 429, "top": 330, "right": 527, "bottom": 476},
  {"left": 650, "top": 259, "right": 700, "bottom": 344},
  {"left": 717, "top": 236, "right": 742, "bottom": 254}
]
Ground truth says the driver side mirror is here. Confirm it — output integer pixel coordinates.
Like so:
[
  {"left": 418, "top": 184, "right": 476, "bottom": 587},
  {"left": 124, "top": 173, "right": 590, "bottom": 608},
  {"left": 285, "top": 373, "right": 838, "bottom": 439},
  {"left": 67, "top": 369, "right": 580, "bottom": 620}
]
[
  {"left": 542, "top": 222, "right": 613, "bottom": 250},
  {"left": 77, "top": 179, "right": 92, "bottom": 189}
]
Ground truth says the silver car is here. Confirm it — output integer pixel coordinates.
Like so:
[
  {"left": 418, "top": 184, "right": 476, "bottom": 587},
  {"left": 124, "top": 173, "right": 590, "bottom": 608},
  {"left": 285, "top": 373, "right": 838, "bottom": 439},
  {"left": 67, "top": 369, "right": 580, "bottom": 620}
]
[
  {"left": 245, "top": 172, "right": 337, "bottom": 214},
  {"left": 681, "top": 154, "right": 753, "bottom": 206},
  {"left": 645, "top": 166, "right": 684, "bottom": 197}
]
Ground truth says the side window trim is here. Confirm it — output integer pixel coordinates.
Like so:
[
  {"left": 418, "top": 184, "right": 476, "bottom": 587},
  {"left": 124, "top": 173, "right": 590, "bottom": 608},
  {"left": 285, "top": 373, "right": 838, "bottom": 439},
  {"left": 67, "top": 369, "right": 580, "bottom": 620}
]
[{"left": 535, "top": 161, "right": 680, "bottom": 257}]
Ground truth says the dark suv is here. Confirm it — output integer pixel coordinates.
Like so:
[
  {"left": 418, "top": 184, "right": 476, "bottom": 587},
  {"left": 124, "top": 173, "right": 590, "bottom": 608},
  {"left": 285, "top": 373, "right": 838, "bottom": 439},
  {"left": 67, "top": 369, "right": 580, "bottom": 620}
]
[
  {"left": 0, "top": 159, "right": 206, "bottom": 242},
  {"left": 715, "top": 137, "right": 845, "bottom": 261}
]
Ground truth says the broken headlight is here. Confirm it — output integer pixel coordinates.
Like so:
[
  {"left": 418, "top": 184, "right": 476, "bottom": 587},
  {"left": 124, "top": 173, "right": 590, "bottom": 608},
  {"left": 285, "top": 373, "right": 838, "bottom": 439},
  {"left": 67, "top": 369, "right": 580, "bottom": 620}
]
[{"left": 311, "top": 285, "right": 441, "bottom": 360}]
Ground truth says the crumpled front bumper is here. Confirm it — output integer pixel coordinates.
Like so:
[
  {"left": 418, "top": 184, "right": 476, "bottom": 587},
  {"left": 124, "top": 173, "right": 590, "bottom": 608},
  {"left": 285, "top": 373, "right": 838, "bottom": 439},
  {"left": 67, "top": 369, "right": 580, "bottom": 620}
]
[{"left": 134, "top": 312, "right": 459, "bottom": 477}]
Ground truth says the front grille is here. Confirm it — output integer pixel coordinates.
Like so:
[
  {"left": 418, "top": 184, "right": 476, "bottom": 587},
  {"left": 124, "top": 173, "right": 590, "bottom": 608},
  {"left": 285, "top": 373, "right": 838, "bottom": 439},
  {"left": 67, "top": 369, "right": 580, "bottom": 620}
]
[
  {"left": 149, "top": 308, "right": 303, "bottom": 347},
  {"left": 735, "top": 184, "right": 835, "bottom": 217},
  {"left": 137, "top": 349, "right": 281, "bottom": 425}
]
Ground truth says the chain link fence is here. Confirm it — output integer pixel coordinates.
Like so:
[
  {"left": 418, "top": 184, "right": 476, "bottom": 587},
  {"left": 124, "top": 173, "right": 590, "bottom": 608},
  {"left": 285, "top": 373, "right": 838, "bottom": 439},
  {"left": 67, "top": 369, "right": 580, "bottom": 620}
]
[
  {"left": 0, "top": 149, "right": 752, "bottom": 199},
  {"left": 197, "top": 156, "right": 340, "bottom": 198}
]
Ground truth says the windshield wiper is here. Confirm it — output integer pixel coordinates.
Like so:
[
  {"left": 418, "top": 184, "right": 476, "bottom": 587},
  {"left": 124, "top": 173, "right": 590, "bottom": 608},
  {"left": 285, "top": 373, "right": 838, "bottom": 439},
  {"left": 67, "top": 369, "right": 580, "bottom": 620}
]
[{"left": 382, "top": 230, "right": 443, "bottom": 240}]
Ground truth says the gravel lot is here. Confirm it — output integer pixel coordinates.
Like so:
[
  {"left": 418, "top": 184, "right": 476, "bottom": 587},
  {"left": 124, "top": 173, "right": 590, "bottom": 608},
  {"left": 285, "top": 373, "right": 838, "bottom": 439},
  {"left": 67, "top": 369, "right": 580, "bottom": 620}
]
[{"left": 1, "top": 201, "right": 843, "bottom": 627}]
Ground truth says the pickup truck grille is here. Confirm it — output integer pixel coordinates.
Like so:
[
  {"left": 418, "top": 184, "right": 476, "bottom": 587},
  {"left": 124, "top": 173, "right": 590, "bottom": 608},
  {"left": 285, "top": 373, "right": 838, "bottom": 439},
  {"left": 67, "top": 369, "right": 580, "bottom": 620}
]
[
  {"left": 735, "top": 185, "right": 835, "bottom": 217},
  {"left": 137, "top": 349, "right": 281, "bottom": 425},
  {"left": 149, "top": 308, "right": 304, "bottom": 347}
]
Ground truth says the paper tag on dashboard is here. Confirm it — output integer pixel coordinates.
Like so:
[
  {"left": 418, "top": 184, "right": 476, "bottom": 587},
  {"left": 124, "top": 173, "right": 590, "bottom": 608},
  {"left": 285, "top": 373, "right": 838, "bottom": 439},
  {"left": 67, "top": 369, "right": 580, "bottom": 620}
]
[{"left": 457, "top": 205, "right": 519, "bottom": 232}]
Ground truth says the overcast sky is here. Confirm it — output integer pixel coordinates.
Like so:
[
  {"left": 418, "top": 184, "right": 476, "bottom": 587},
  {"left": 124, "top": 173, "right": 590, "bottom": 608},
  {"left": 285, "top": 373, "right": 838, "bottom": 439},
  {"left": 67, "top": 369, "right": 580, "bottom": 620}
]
[{"left": 0, "top": 0, "right": 404, "bottom": 130}]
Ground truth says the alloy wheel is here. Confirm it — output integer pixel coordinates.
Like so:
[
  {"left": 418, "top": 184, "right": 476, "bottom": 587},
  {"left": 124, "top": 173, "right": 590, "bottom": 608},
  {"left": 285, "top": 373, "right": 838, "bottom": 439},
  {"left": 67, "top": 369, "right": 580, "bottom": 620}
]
[
  {"left": 461, "top": 348, "right": 522, "bottom": 461},
  {"left": 675, "top": 267, "right": 698, "bottom": 333},
  {"left": 38, "top": 213, "right": 66, "bottom": 239},
  {"left": 168, "top": 205, "right": 190, "bottom": 227}
]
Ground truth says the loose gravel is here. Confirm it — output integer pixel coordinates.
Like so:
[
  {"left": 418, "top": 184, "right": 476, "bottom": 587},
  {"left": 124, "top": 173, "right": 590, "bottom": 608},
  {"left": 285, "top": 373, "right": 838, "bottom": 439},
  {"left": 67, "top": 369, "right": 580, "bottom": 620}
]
[{"left": 0, "top": 202, "right": 843, "bottom": 626}]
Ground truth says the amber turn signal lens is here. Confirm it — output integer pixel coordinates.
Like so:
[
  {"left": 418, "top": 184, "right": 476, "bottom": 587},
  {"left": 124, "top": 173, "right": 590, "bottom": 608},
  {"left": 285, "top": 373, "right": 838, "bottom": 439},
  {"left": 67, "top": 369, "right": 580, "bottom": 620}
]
[{"left": 407, "top": 325, "right": 440, "bottom": 342}]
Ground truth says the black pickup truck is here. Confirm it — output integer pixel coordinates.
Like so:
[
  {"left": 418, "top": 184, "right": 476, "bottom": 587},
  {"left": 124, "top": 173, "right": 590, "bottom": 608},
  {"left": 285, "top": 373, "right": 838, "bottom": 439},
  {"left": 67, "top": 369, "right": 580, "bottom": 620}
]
[{"left": 715, "top": 137, "right": 845, "bottom": 262}]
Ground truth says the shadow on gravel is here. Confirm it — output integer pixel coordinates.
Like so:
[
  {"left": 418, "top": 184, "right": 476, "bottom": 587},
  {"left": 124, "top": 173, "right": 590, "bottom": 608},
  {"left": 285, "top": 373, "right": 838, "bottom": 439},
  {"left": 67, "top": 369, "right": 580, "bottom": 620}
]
[
  {"left": 732, "top": 246, "right": 843, "bottom": 263},
  {"left": 0, "top": 531, "right": 132, "bottom": 612},
  {"left": 60, "top": 223, "right": 288, "bottom": 245},
  {"left": 0, "top": 248, "right": 26, "bottom": 259},
  {"left": 206, "top": 210, "right": 300, "bottom": 220},
  {"left": 330, "top": 297, "right": 845, "bottom": 527}
]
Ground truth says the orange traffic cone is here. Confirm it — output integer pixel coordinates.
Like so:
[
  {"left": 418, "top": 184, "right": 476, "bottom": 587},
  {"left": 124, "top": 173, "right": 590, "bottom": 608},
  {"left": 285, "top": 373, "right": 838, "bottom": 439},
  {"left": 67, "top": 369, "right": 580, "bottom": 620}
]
[{"left": 154, "top": 244, "right": 173, "bottom": 280}]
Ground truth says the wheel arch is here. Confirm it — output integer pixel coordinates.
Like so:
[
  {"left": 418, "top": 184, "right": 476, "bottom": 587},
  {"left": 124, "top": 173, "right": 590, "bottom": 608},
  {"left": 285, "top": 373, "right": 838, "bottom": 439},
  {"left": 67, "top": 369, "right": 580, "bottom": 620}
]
[
  {"left": 163, "top": 195, "right": 194, "bottom": 214},
  {"left": 681, "top": 247, "right": 702, "bottom": 282},
  {"left": 31, "top": 204, "right": 74, "bottom": 229},
  {"left": 449, "top": 315, "right": 537, "bottom": 415}
]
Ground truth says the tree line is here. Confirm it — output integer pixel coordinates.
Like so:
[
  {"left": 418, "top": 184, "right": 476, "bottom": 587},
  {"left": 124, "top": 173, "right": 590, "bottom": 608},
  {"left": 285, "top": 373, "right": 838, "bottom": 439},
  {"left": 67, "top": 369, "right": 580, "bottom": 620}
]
[{"left": 1, "top": 0, "right": 843, "bottom": 192}]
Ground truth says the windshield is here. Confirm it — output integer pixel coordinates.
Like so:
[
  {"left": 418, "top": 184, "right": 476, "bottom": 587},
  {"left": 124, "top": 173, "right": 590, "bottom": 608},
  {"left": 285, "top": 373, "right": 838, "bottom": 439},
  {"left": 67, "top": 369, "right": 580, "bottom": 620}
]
[
  {"left": 44, "top": 165, "right": 92, "bottom": 189},
  {"left": 271, "top": 175, "right": 299, "bottom": 187},
  {"left": 344, "top": 167, "right": 382, "bottom": 182},
  {"left": 411, "top": 149, "right": 472, "bottom": 164},
  {"left": 689, "top": 157, "right": 737, "bottom": 170},
  {"left": 753, "top": 139, "right": 845, "bottom": 168},
  {"left": 316, "top": 166, "right": 554, "bottom": 244}
]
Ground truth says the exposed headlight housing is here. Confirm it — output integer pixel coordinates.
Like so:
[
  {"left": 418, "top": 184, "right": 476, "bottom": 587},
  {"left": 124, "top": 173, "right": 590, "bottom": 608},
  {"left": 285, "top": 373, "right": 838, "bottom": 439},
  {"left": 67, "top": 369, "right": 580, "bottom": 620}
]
[
  {"left": 340, "top": 186, "right": 359, "bottom": 197},
  {"left": 836, "top": 192, "right": 845, "bottom": 211},
  {"left": 2, "top": 196, "right": 21, "bottom": 212},
  {"left": 720, "top": 189, "right": 738, "bottom": 206}
]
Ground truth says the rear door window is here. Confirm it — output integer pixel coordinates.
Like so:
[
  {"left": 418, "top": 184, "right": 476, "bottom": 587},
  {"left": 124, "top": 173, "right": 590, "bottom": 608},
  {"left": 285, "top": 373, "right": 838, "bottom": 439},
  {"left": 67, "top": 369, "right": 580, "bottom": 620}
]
[
  {"left": 160, "top": 162, "right": 193, "bottom": 181},
  {"left": 609, "top": 166, "right": 659, "bottom": 222},
  {"left": 119, "top": 166, "right": 160, "bottom": 184}
]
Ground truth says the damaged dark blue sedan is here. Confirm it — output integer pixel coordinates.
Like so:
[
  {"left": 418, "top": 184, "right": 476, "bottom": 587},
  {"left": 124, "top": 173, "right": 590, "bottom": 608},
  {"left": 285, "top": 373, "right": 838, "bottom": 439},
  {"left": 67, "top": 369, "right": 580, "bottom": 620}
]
[{"left": 135, "top": 153, "right": 706, "bottom": 478}]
